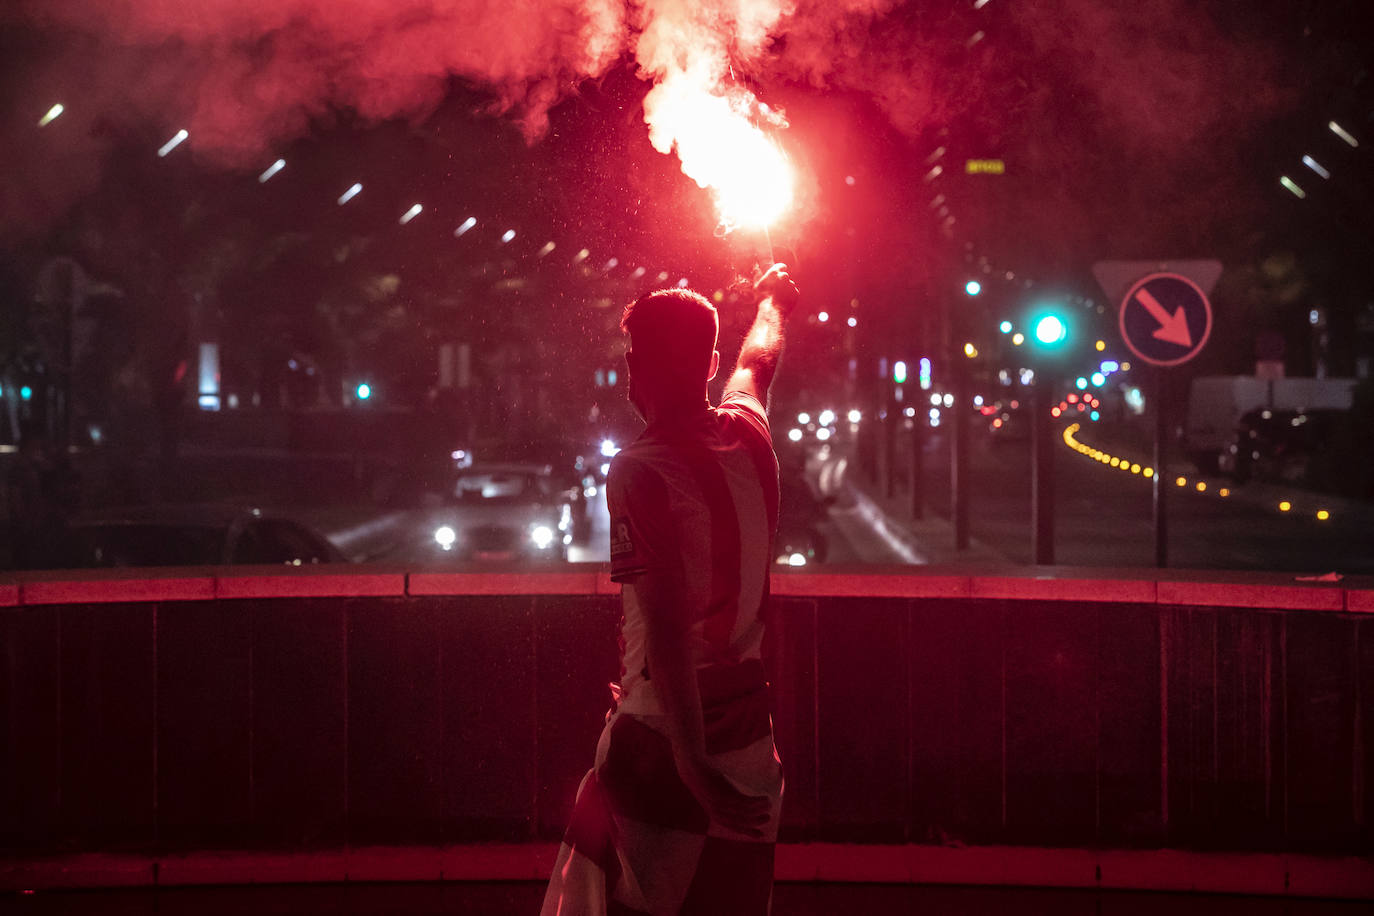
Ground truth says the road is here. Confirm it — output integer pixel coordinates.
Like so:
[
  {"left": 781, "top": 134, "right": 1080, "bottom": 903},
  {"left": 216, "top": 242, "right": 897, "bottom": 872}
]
[{"left": 846, "top": 420, "right": 1374, "bottom": 575}]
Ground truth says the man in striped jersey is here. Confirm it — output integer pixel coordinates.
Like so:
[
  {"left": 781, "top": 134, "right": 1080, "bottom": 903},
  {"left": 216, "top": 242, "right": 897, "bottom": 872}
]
[{"left": 543, "top": 264, "right": 799, "bottom": 915}]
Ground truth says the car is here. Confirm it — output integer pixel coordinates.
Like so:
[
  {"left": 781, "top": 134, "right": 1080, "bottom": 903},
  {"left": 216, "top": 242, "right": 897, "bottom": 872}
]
[
  {"left": 1224, "top": 407, "right": 1345, "bottom": 485},
  {"left": 427, "top": 463, "right": 574, "bottom": 562},
  {"left": 67, "top": 504, "right": 348, "bottom": 568}
]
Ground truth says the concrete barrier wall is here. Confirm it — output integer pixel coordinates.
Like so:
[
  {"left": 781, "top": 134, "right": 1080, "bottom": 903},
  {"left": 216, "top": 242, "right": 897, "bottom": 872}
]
[{"left": 1, "top": 568, "right": 1370, "bottom": 859}]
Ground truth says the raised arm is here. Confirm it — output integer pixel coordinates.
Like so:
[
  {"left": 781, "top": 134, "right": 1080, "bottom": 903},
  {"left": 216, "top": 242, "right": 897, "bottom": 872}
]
[{"left": 725, "top": 263, "right": 800, "bottom": 406}]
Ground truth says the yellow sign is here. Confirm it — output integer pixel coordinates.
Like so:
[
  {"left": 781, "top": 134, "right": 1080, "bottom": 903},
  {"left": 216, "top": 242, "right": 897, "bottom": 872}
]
[{"left": 965, "top": 159, "right": 1006, "bottom": 175}]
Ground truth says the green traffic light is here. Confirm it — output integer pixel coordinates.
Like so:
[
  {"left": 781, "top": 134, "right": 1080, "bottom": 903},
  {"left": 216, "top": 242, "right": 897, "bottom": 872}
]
[{"left": 1033, "top": 314, "right": 1068, "bottom": 346}]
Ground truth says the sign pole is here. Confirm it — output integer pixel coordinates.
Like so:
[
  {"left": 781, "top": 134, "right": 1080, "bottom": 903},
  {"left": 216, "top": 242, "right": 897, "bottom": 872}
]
[
  {"left": 1032, "top": 373, "right": 1055, "bottom": 565},
  {"left": 1153, "top": 367, "right": 1168, "bottom": 568}
]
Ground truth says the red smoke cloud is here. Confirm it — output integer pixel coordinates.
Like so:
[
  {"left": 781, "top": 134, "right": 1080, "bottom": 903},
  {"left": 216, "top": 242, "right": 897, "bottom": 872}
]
[{"left": 3, "top": 0, "right": 1296, "bottom": 251}]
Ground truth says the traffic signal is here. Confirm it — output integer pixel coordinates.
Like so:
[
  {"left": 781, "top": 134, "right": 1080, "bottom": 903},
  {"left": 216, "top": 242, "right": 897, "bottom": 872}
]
[
  {"left": 1021, "top": 304, "right": 1077, "bottom": 364},
  {"left": 1032, "top": 313, "right": 1068, "bottom": 346}
]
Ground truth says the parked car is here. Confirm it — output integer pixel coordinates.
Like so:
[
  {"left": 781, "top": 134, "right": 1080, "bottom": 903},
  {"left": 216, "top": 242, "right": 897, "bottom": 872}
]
[
  {"left": 428, "top": 463, "right": 574, "bottom": 562},
  {"left": 68, "top": 504, "right": 348, "bottom": 567},
  {"left": 1225, "top": 408, "right": 1344, "bottom": 485}
]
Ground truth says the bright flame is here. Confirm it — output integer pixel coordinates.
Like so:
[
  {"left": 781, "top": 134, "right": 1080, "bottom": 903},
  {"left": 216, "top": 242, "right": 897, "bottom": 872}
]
[
  {"left": 645, "top": 73, "right": 792, "bottom": 231},
  {"left": 637, "top": 0, "right": 795, "bottom": 235}
]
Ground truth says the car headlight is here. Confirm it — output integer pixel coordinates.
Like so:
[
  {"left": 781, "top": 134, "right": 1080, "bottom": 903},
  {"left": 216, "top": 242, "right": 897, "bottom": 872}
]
[
  {"left": 530, "top": 525, "right": 555, "bottom": 550},
  {"left": 434, "top": 525, "right": 456, "bottom": 550}
]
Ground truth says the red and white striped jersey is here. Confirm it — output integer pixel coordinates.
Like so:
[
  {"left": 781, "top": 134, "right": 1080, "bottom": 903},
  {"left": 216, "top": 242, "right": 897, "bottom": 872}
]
[{"left": 608, "top": 389, "right": 780, "bottom": 712}]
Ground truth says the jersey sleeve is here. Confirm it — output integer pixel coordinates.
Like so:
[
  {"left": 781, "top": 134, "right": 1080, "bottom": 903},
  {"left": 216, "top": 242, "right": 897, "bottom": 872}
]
[
  {"left": 717, "top": 388, "right": 772, "bottom": 452},
  {"left": 607, "top": 454, "right": 676, "bottom": 583}
]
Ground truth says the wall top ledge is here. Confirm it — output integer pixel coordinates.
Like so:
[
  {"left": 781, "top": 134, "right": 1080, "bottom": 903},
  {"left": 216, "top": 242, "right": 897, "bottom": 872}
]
[{"left": 0, "top": 564, "right": 1366, "bottom": 613}]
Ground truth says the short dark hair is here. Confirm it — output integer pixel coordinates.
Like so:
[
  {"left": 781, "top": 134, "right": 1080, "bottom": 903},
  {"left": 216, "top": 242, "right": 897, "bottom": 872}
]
[{"left": 620, "top": 288, "right": 719, "bottom": 387}]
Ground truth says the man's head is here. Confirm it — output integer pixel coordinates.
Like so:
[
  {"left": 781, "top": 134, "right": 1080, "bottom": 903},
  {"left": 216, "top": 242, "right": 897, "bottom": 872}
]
[{"left": 620, "top": 288, "right": 720, "bottom": 417}]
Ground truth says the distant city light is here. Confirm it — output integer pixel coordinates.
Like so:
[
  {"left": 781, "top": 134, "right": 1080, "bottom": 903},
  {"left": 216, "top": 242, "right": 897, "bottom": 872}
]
[
  {"left": 965, "top": 280, "right": 982, "bottom": 296},
  {"left": 600, "top": 439, "right": 620, "bottom": 458},
  {"left": 1302, "top": 155, "right": 1330, "bottom": 179},
  {"left": 1076, "top": 377, "right": 1088, "bottom": 390},
  {"left": 848, "top": 409, "right": 862, "bottom": 423},
  {"left": 355, "top": 383, "right": 372, "bottom": 400},
  {"left": 1278, "top": 500, "right": 1292, "bottom": 512},
  {"left": 919, "top": 357, "right": 932, "bottom": 389},
  {"left": 818, "top": 311, "right": 829, "bottom": 323},
  {"left": 399, "top": 203, "right": 423, "bottom": 225},
  {"left": 38, "top": 103, "right": 64, "bottom": 127},
  {"left": 892, "top": 362, "right": 908, "bottom": 385},
  {"left": 1091, "top": 372, "right": 1106, "bottom": 387},
  {"left": 963, "top": 342, "right": 978, "bottom": 358},
  {"left": 847, "top": 316, "right": 858, "bottom": 328},
  {"left": 157, "top": 129, "right": 189, "bottom": 158},
  {"left": 677, "top": 277, "right": 689, "bottom": 288},
  {"left": 1317, "top": 509, "right": 1330, "bottom": 521},
  {"left": 1329, "top": 121, "right": 1359, "bottom": 148},
  {"left": 819, "top": 410, "right": 836, "bottom": 426},
  {"left": 338, "top": 182, "right": 363, "bottom": 205},
  {"left": 816, "top": 427, "right": 832, "bottom": 441},
  {"left": 20, "top": 385, "right": 33, "bottom": 401},
  {"left": 455, "top": 217, "right": 477, "bottom": 236},
  {"left": 1095, "top": 339, "right": 1106, "bottom": 352},
  {"left": 657, "top": 271, "right": 670, "bottom": 282},
  {"left": 788, "top": 428, "right": 803, "bottom": 442},
  {"left": 973, "top": 395, "right": 984, "bottom": 406},
  {"left": 538, "top": 241, "right": 556, "bottom": 257},
  {"left": 999, "top": 320, "right": 1013, "bottom": 333},
  {"left": 798, "top": 412, "right": 812, "bottom": 424},
  {"left": 258, "top": 159, "right": 285, "bottom": 183},
  {"left": 501, "top": 229, "right": 516, "bottom": 243},
  {"left": 1090, "top": 411, "right": 1100, "bottom": 421},
  {"left": 1175, "top": 476, "right": 1187, "bottom": 487},
  {"left": 1012, "top": 332, "right": 1025, "bottom": 346},
  {"left": 1279, "top": 176, "right": 1306, "bottom": 199},
  {"left": 1101, "top": 360, "right": 1119, "bottom": 373}
]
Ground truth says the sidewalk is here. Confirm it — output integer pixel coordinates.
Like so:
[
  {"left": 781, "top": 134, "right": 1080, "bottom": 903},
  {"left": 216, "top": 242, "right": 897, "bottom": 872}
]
[{"left": 815, "top": 448, "right": 1011, "bottom": 568}]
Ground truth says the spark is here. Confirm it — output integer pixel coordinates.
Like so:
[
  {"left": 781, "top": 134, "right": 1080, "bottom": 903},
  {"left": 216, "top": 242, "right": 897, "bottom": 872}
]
[
  {"left": 258, "top": 159, "right": 285, "bottom": 183},
  {"left": 157, "top": 129, "right": 189, "bottom": 157},
  {"left": 454, "top": 217, "right": 476, "bottom": 237},
  {"left": 399, "top": 203, "right": 423, "bottom": 225},
  {"left": 538, "top": 241, "right": 556, "bottom": 257},
  {"left": 501, "top": 229, "right": 516, "bottom": 243},
  {"left": 38, "top": 103, "right": 64, "bottom": 127},
  {"left": 1301, "top": 155, "right": 1329, "bottom": 179},
  {"left": 338, "top": 182, "right": 362, "bottom": 205}
]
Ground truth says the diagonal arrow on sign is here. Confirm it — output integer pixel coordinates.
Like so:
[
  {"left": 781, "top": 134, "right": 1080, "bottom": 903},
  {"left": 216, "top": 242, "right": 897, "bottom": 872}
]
[{"left": 1134, "top": 287, "right": 1193, "bottom": 348}]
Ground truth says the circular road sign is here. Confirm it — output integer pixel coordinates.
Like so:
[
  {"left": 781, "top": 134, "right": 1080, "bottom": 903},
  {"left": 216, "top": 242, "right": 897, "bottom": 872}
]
[{"left": 1117, "top": 272, "right": 1212, "bottom": 367}]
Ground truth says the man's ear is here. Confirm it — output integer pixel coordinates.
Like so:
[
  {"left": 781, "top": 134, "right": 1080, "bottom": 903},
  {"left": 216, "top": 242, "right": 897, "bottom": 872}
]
[{"left": 707, "top": 350, "right": 720, "bottom": 381}]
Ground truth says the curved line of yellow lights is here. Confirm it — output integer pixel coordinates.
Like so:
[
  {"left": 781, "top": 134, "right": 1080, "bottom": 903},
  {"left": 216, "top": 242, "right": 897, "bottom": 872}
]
[{"left": 1060, "top": 423, "right": 1333, "bottom": 522}]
